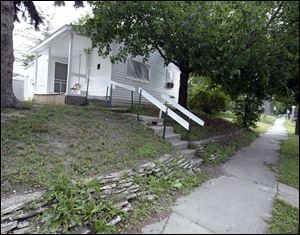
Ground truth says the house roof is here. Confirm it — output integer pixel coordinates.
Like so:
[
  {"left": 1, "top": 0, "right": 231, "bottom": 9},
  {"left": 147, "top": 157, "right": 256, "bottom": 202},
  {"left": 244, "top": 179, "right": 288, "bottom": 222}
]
[{"left": 27, "top": 24, "right": 73, "bottom": 54}]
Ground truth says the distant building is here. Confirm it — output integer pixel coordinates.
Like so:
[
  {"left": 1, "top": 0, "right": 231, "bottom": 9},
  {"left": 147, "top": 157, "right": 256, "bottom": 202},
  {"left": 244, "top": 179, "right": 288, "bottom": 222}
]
[{"left": 262, "top": 100, "right": 273, "bottom": 115}]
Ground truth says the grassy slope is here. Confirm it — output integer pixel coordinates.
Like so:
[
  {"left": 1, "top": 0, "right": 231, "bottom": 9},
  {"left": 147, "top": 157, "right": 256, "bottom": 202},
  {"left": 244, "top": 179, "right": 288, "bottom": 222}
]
[
  {"left": 278, "top": 120, "right": 299, "bottom": 189},
  {"left": 268, "top": 199, "right": 299, "bottom": 234},
  {"left": 268, "top": 119, "right": 299, "bottom": 234},
  {"left": 167, "top": 111, "right": 241, "bottom": 141},
  {"left": 252, "top": 115, "right": 276, "bottom": 134},
  {"left": 1, "top": 104, "right": 174, "bottom": 194}
]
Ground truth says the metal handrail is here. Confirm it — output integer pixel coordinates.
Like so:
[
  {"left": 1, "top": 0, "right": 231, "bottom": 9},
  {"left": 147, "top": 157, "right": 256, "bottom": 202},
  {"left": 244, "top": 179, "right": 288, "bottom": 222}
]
[{"left": 161, "top": 93, "right": 204, "bottom": 126}]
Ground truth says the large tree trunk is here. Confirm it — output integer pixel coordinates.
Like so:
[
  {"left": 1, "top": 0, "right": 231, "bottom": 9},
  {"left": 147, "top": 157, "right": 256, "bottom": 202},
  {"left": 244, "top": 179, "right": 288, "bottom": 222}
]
[
  {"left": 1, "top": 1, "right": 18, "bottom": 108},
  {"left": 178, "top": 69, "right": 189, "bottom": 108},
  {"left": 296, "top": 106, "right": 299, "bottom": 135}
]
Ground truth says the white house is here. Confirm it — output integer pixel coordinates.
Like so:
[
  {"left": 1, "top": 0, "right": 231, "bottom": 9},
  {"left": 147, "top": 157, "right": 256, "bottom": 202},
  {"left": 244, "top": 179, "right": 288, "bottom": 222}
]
[
  {"left": 12, "top": 73, "right": 25, "bottom": 101},
  {"left": 25, "top": 25, "right": 181, "bottom": 106}
]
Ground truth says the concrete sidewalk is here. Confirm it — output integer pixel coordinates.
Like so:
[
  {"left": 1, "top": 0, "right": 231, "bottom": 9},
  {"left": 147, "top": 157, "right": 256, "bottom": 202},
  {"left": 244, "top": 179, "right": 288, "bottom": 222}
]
[{"left": 142, "top": 118, "right": 288, "bottom": 234}]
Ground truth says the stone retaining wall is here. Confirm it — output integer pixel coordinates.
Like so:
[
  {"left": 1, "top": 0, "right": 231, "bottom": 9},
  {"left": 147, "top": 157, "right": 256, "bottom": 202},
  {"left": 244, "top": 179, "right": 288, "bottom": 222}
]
[
  {"left": 1, "top": 154, "right": 201, "bottom": 234},
  {"left": 191, "top": 128, "right": 246, "bottom": 160}
]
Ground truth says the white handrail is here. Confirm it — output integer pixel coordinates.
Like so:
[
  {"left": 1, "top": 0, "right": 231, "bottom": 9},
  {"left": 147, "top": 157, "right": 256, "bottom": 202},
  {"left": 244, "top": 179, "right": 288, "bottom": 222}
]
[
  {"left": 111, "top": 81, "right": 136, "bottom": 92},
  {"left": 87, "top": 76, "right": 136, "bottom": 92},
  {"left": 139, "top": 88, "right": 189, "bottom": 130},
  {"left": 161, "top": 93, "right": 204, "bottom": 126}
]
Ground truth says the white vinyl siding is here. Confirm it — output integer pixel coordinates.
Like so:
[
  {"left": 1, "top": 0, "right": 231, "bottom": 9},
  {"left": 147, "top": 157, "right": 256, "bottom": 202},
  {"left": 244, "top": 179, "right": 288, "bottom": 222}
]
[{"left": 110, "top": 43, "right": 180, "bottom": 106}]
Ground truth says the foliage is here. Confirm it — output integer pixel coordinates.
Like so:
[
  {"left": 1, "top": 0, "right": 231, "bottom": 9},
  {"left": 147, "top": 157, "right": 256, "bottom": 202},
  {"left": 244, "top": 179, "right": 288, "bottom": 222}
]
[
  {"left": 21, "top": 54, "right": 35, "bottom": 67},
  {"left": 74, "top": 1, "right": 299, "bottom": 110},
  {"left": 201, "top": 130, "right": 257, "bottom": 164},
  {"left": 232, "top": 95, "right": 263, "bottom": 128},
  {"left": 39, "top": 175, "right": 121, "bottom": 234},
  {"left": 268, "top": 199, "right": 299, "bottom": 234},
  {"left": 189, "top": 87, "right": 228, "bottom": 115},
  {"left": 188, "top": 76, "right": 230, "bottom": 114}
]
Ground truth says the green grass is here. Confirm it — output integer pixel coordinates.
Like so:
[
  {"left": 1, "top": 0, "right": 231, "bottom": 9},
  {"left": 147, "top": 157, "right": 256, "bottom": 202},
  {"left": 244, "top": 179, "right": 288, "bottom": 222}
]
[
  {"left": 284, "top": 118, "right": 297, "bottom": 134},
  {"left": 166, "top": 110, "right": 240, "bottom": 141},
  {"left": 200, "top": 130, "right": 257, "bottom": 165},
  {"left": 1, "top": 104, "right": 174, "bottom": 194},
  {"left": 252, "top": 115, "right": 276, "bottom": 134},
  {"left": 215, "top": 111, "right": 235, "bottom": 123},
  {"left": 278, "top": 120, "right": 299, "bottom": 189},
  {"left": 29, "top": 158, "right": 206, "bottom": 234},
  {"left": 268, "top": 199, "right": 299, "bottom": 234},
  {"left": 216, "top": 112, "right": 276, "bottom": 134}
]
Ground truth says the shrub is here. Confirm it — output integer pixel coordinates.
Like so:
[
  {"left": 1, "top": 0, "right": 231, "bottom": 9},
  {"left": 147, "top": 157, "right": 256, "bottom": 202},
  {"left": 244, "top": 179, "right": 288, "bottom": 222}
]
[{"left": 189, "top": 87, "right": 228, "bottom": 114}]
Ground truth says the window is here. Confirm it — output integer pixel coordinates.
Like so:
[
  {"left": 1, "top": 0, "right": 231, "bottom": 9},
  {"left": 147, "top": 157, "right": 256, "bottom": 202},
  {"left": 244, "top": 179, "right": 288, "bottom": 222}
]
[
  {"left": 127, "top": 59, "right": 150, "bottom": 81},
  {"left": 166, "top": 69, "right": 174, "bottom": 83},
  {"left": 54, "top": 62, "right": 68, "bottom": 93}
]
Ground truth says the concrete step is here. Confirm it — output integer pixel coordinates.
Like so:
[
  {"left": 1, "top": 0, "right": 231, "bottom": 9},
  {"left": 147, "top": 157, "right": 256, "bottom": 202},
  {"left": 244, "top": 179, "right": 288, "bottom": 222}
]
[
  {"left": 149, "top": 125, "right": 174, "bottom": 136},
  {"left": 165, "top": 133, "right": 182, "bottom": 142},
  {"left": 180, "top": 149, "right": 196, "bottom": 158},
  {"left": 170, "top": 140, "right": 189, "bottom": 150}
]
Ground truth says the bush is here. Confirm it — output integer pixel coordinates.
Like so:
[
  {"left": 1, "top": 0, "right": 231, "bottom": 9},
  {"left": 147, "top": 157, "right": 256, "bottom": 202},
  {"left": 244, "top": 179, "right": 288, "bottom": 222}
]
[
  {"left": 233, "top": 96, "right": 263, "bottom": 128},
  {"left": 189, "top": 87, "right": 228, "bottom": 114}
]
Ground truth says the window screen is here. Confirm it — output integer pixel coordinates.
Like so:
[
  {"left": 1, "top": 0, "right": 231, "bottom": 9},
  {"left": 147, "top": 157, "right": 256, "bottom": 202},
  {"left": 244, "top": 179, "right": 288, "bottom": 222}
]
[
  {"left": 166, "top": 69, "right": 174, "bottom": 82},
  {"left": 54, "top": 62, "right": 68, "bottom": 81},
  {"left": 127, "top": 59, "right": 150, "bottom": 81}
]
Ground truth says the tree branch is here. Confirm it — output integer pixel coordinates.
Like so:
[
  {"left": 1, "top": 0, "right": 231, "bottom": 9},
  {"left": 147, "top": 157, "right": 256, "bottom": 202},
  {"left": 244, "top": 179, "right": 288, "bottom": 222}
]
[
  {"left": 245, "top": 1, "right": 285, "bottom": 50},
  {"left": 156, "top": 46, "right": 181, "bottom": 68}
]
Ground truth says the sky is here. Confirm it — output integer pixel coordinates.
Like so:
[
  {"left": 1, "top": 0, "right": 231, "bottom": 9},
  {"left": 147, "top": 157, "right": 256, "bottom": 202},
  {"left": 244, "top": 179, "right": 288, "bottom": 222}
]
[{"left": 13, "top": 1, "right": 92, "bottom": 75}]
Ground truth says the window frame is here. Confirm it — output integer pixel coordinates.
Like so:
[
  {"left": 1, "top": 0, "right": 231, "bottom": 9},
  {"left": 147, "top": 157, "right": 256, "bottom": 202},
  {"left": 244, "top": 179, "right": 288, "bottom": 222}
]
[{"left": 125, "top": 58, "right": 151, "bottom": 83}]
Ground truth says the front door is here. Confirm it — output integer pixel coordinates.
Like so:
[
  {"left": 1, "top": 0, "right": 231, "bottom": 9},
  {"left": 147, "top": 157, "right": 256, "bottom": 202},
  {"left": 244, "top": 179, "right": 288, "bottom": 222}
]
[{"left": 54, "top": 62, "right": 68, "bottom": 93}]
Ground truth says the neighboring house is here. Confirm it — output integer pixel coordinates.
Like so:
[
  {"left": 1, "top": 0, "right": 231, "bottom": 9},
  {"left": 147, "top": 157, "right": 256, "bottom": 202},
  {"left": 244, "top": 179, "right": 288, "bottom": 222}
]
[
  {"left": 26, "top": 25, "right": 181, "bottom": 106},
  {"left": 13, "top": 72, "right": 35, "bottom": 101},
  {"left": 12, "top": 73, "right": 25, "bottom": 101},
  {"left": 262, "top": 100, "right": 273, "bottom": 115}
]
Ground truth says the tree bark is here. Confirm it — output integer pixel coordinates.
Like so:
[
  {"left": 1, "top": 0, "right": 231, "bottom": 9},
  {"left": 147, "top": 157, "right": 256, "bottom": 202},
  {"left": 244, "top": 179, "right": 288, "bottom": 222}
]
[
  {"left": 296, "top": 106, "right": 299, "bottom": 135},
  {"left": 178, "top": 69, "right": 189, "bottom": 108},
  {"left": 1, "top": 1, "right": 18, "bottom": 108}
]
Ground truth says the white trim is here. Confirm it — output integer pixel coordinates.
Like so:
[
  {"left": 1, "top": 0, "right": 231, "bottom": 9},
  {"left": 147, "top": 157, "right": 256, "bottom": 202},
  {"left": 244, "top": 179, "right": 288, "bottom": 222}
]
[
  {"left": 47, "top": 47, "right": 51, "bottom": 93},
  {"left": 66, "top": 34, "right": 74, "bottom": 95},
  {"left": 34, "top": 53, "right": 38, "bottom": 93},
  {"left": 28, "top": 25, "right": 72, "bottom": 54}
]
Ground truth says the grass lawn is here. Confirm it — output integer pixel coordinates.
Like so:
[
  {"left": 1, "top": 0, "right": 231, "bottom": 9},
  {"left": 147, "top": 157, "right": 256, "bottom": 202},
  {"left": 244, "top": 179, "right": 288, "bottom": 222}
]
[
  {"left": 251, "top": 115, "right": 276, "bottom": 134},
  {"left": 268, "top": 199, "right": 299, "bottom": 234},
  {"left": 216, "top": 111, "right": 276, "bottom": 134},
  {"left": 166, "top": 110, "right": 241, "bottom": 141},
  {"left": 278, "top": 119, "right": 299, "bottom": 189},
  {"left": 267, "top": 119, "right": 299, "bottom": 234},
  {"left": 200, "top": 130, "right": 257, "bottom": 165},
  {"left": 1, "top": 103, "right": 174, "bottom": 195}
]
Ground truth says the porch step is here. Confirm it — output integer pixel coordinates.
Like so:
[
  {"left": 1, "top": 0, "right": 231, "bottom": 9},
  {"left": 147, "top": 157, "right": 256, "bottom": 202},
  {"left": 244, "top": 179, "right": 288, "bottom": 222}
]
[
  {"left": 149, "top": 126, "right": 174, "bottom": 136},
  {"left": 170, "top": 140, "right": 189, "bottom": 150},
  {"left": 164, "top": 133, "right": 181, "bottom": 142},
  {"left": 180, "top": 149, "right": 196, "bottom": 158}
]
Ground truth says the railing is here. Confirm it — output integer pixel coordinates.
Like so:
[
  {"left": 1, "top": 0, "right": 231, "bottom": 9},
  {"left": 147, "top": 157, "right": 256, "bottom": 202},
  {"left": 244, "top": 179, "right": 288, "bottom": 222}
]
[
  {"left": 70, "top": 73, "right": 136, "bottom": 109},
  {"left": 161, "top": 93, "right": 204, "bottom": 126},
  {"left": 137, "top": 88, "right": 189, "bottom": 138}
]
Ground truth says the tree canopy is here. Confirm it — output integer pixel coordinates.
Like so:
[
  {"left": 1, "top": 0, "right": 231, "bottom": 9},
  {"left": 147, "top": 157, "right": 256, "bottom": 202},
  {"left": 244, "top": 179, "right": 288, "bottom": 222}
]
[{"left": 76, "top": 1, "right": 298, "bottom": 114}]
